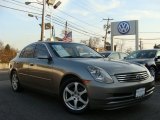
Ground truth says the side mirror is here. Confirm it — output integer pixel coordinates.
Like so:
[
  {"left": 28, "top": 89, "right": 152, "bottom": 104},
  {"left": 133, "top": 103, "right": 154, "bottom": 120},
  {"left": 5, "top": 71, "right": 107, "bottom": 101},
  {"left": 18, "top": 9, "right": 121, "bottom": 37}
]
[{"left": 37, "top": 55, "right": 52, "bottom": 61}]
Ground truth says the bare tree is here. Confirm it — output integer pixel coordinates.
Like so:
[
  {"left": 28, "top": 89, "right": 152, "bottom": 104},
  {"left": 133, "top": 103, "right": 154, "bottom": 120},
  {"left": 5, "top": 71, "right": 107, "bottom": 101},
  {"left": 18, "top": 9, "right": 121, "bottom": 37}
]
[
  {"left": 0, "top": 40, "right": 4, "bottom": 50},
  {"left": 80, "top": 40, "right": 89, "bottom": 46},
  {"left": 0, "top": 41, "right": 17, "bottom": 63},
  {"left": 89, "top": 37, "right": 101, "bottom": 49}
]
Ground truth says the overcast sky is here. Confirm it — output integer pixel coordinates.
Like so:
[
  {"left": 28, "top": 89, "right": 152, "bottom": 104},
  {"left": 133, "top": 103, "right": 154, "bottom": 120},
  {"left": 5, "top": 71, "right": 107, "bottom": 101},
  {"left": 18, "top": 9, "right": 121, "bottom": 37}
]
[{"left": 0, "top": 0, "right": 160, "bottom": 50}]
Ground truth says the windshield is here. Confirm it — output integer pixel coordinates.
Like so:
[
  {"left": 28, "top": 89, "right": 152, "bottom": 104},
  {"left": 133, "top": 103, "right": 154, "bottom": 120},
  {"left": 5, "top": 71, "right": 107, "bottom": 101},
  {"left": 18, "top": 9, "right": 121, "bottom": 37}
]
[
  {"left": 49, "top": 43, "right": 103, "bottom": 58},
  {"left": 99, "top": 53, "right": 111, "bottom": 57},
  {"left": 126, "top": 50, "right": 157, "bottom": 59}
]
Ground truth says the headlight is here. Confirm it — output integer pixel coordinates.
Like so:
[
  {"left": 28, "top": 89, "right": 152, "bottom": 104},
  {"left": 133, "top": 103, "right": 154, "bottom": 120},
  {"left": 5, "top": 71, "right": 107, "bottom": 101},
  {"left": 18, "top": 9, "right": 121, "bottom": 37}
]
[
  {"left": 140, "top": 65, "right": 151, "bottom": 77},
  {"left": 87, "top": 66, "right": 114, "bottom": 84},
  {"left": 145, "top": 67, "right": 152, "bottom": 77}
]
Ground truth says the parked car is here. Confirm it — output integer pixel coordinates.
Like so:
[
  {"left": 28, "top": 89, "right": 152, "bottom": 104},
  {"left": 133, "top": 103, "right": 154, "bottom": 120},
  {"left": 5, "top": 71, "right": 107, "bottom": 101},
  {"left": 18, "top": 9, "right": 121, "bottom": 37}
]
[
  {"left": 124, "top": 49, "right": 160, "bottom": 79},
  {"left": 9, "top": 42, "right": 154, "bottom": 114},
  {"left": 99, "top": 51, "right": 128, "bottom": 60}
]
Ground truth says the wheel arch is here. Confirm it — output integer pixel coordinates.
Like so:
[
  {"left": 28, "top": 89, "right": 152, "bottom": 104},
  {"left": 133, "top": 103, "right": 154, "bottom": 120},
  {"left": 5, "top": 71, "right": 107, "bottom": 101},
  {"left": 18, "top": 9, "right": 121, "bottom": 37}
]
[{"left": 59, "top": 74, "right": 82, "bottom": 89}]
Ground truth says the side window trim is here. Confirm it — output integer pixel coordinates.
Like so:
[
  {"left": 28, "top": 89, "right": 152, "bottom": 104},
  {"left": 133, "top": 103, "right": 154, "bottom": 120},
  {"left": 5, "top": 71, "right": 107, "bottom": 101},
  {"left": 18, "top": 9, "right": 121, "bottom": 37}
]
[{"left": 42, "top": 43, "right": 52, "bottom": 57}]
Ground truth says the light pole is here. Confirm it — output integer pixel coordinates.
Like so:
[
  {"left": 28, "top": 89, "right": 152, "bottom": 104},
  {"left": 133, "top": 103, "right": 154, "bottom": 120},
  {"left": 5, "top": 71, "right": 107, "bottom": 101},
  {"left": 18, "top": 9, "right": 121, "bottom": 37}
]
[{"left": 103, "top": 18, "right": 113, "bottom": 51}]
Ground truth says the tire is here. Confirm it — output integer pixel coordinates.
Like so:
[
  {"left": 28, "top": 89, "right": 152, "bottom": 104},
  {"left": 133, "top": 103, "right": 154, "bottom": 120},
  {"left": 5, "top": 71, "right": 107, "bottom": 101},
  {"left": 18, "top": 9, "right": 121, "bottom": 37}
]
[
  {"left": 60, "top": 78, "right": 89, "bottom": 114},
  {"left": 149, "top": 67, "right": 156, "bottom": 79},
  {"left": 11, "top": 71, "right": 21, "bottom": 92}
]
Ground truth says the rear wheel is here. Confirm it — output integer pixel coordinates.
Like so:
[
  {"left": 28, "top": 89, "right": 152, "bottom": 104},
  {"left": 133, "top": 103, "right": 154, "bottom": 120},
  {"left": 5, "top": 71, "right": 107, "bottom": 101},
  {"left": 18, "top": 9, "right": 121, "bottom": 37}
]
[
  {"left": 11, "top": 71, "right": 21, "bottom": 92},
  {"left": 60, "top": 79, "right": 89, "bottom": 114}
]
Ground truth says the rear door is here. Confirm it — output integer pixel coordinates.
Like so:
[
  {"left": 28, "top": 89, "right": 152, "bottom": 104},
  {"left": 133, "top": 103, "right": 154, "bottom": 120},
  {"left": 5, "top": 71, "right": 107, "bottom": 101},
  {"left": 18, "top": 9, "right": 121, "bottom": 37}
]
[
  {"left": 27, "top": 43, "right": 53, "bottom": 92},
  {"left": 17, "top": 44, "right": 36, "bottom": 86}
]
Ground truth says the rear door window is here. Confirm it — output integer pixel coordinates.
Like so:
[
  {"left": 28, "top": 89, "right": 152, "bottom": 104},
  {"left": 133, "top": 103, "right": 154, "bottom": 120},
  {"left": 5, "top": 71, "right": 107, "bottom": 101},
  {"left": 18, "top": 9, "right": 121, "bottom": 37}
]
[{"left": 19, "top": 44, "right": 36, "bottom": 58}]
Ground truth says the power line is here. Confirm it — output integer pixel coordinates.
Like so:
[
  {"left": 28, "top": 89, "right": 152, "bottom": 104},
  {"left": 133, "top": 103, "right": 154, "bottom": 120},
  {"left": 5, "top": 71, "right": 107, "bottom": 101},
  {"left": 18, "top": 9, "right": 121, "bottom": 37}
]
[
  {"left": 9, "top": 0, "right": 103, "bottom": 35},
  {"left": 0, "top": 4, "right": 96, "bottom": 37},
  {"left": 71, "top": 1, "right": 113, "bottom": 24},
  {"left": 1, "top": 0, "right": 42, "bottom": 12},
  {"left": 57, "top": 9, "right": 102, "bottom": 30},
  {"left": 53, "top": 15, "right": 103, "bottom": 36},
  {"left": 9, "top": 0, "right": 42, "bottom": 11},
  {"left": 0, "top": 4, "right": 42, "bottom": 15},
  {"left": 44, "top": 17, "right": 95, "bottom": 37},
  {"left": 4, "top": 0, "right": 103, "bottom": 37}
]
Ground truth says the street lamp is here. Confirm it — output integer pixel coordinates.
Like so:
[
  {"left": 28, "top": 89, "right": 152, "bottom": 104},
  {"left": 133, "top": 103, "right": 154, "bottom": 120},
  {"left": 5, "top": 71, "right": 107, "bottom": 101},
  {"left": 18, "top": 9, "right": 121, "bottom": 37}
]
[
  {"left": 53, "top": 1, "right": 61, "bottom": 9},
  {"left": 25, "top": 2, "right": 42, "bottom": 5}
]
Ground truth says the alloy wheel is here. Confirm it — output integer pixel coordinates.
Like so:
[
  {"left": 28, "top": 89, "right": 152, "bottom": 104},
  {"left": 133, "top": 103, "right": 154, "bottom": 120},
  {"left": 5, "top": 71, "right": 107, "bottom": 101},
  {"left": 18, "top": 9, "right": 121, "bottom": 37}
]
[
  {"left": 63, "top": 82, "right": 89, "bottom": 111},
  {"left": 11, "top": 73, "right": 19, "bottom": 91}
]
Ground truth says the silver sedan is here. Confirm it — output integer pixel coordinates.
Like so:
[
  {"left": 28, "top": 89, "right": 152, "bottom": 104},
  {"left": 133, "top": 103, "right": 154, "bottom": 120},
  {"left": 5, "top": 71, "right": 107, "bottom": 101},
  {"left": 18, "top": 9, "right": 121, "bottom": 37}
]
[{"left": 9, "top": 42, "right": 154, "bottom": 114}]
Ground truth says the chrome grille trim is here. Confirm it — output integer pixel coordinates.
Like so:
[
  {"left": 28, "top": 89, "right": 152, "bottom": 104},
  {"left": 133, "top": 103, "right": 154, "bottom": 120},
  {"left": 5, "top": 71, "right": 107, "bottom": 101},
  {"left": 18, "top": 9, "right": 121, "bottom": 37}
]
[{"left": 115, "top": 71, "right": 149, "bottom": 82}]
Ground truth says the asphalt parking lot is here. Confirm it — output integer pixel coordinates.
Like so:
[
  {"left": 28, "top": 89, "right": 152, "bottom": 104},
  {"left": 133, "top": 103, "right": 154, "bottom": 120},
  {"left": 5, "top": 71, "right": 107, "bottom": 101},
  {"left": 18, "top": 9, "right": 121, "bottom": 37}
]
[{"left": 0, "top": 70, "right": 160, "bottom": 120}]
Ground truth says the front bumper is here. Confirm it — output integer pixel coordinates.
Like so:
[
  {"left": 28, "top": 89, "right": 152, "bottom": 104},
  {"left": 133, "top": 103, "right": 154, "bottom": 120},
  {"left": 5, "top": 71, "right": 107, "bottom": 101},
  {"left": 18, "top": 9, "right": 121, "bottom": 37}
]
[{"left": 86, "top": 76, "right": 154, "bottom": 109}]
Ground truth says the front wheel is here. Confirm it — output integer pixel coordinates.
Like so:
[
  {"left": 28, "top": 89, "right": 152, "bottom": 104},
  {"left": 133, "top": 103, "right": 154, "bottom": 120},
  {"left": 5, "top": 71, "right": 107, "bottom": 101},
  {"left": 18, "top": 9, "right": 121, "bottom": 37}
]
[
  {"left": 11, "top": 71, "right": 21, "bottom": 92},
  {"left": 60, "top": 79, "right": 89, "bottom": 114}
]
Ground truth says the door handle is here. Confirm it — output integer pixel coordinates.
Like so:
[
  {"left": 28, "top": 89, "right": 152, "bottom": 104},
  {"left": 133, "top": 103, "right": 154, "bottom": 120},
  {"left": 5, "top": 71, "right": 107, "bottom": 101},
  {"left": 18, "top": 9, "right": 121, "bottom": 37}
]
[{"left": 29, "top": 63, "right": 34, "bottom": 66}]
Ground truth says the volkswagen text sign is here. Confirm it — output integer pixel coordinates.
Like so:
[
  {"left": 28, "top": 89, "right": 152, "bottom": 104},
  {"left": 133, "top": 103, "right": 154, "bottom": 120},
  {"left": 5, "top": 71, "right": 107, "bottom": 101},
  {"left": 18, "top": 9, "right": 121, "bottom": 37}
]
[{"left": 111, "top": 20, "right": 137, "bottom": 36}]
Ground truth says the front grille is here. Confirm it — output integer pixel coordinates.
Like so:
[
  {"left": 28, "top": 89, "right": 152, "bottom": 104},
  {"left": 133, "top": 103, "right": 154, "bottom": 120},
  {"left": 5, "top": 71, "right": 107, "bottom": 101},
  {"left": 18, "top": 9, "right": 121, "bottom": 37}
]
[{"left": 115, "top": 71, "right": 149, "bottom": 82}]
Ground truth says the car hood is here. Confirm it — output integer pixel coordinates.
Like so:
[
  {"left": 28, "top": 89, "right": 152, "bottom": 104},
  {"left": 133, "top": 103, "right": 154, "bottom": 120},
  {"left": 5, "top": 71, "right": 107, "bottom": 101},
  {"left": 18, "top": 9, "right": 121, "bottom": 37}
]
[
  {"left": 68, "top": 58, "right": 146, "bottom": 75},
  {"left": 124, "top": 58, "right": 153, "bottom": 64}
]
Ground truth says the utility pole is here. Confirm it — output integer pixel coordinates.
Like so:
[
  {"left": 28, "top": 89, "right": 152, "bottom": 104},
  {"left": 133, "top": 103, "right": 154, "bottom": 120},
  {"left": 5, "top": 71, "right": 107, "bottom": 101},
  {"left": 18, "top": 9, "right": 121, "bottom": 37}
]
[
  {"left": 139, "top": 38, "right": 143, "bottom": 50},
  {"left": 103, "top": 18, "right": 113, "bottom": 51},
  {"left": 65, "top": 21, "right": 68, "bottom": 37},
  {"left": 40, "top": 0, "right": 46, "bottom": 41}
]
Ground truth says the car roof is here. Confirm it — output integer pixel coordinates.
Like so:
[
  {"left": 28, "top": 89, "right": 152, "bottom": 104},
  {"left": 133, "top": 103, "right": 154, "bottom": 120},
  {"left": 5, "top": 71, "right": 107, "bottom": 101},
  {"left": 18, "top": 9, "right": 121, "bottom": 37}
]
[{"left": 32, "top": 41, "right": 85, "bottom": 45}]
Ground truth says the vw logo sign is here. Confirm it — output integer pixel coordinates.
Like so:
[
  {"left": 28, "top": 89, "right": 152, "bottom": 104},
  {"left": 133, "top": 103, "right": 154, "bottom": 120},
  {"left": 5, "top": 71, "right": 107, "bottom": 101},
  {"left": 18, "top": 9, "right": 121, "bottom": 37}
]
[{"left": 117, "top": 21, "right": 130, "bottom": 34}]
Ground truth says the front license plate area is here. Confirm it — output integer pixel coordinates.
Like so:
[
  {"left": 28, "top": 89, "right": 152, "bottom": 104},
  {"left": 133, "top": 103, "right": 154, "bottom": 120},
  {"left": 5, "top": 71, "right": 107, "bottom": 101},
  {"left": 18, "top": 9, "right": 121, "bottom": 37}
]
[{"left": 136, "top": 88, "right": 145, "bottom": 98}]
